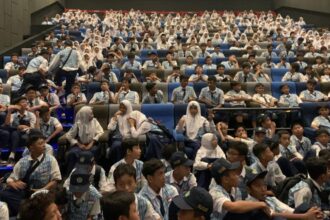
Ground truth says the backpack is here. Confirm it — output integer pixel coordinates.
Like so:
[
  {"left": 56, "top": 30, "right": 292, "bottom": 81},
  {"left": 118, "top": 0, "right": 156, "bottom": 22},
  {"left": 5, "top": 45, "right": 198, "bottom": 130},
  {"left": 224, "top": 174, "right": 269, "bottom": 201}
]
[{"left": 273, "top": 173, "right": 308, "bottom": 204}]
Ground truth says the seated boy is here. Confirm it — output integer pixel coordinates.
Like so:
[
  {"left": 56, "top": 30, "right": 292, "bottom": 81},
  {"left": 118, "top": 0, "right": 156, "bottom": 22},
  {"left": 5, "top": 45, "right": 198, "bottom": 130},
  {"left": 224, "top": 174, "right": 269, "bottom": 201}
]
[
  {"left": 299, "top": 79, "right": 327, "bottom": 103},
  {"left": 66, "top": 83, "right": 87, "bottom": 107},
  {"left": 311, "top": 129, "right": 330, "bottom": 156},
  {"left": 89, "top": 80, "right": 114, "bottom": 104}
]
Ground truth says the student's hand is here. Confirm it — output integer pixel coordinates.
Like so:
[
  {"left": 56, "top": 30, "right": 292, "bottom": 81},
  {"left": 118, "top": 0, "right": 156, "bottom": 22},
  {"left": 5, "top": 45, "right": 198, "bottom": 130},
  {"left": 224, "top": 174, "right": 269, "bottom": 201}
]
[
  {"left": 8, "top": 180, "right": 26, "bottom": 190},
  {"left": 7, "top": 105, "right": 20, "bottom": 112},
  {"left": 207, "top": 163, "right": 212, "bottom": 169},
  {"left": 77, "top": 142, "right": 85, "bottom": 149},
  {"left": 35, "top": 111, "right": 40, "bottom": 118},
  {"left": 114, "top": 111, "right": 122, "bottom": 117},
  {"left": 17, "top": 125, "right": 29, "bottom": 131},
  {"left": 178, "top": 117, "right": 185, "bottom": 127},
  {"left": 304, "top": 207, "right": 323, "bottom": 220},
  {"left": 128, "top": 118, "right": 136, "bottom": 127}
]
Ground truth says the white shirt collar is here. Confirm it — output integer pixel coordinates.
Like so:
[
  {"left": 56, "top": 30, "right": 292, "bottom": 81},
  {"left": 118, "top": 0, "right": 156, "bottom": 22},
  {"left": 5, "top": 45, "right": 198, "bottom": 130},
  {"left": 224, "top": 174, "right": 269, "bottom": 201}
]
[
  {"left": 169, "top": 170, "right": 188, "bottom": 184},
  {"left": 28, "top": 153, "right": 44, "bottom": 162},
  {"left": 147, "top": 185, "right": 163, "bottom": 200}
]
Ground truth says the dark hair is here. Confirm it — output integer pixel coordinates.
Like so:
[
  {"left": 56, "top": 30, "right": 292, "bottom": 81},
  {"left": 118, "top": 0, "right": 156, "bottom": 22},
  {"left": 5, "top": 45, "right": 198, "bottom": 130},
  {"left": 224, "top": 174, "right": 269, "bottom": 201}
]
[
  {"left": 162, "top": 144, "right": 177, "bottom": 161},
  {"left": 316, "top": 128, "right": 330, "bottom": 137},
  {"left": 254, "top": 83, "right": 264, "bottom": 89},
  {"left": 122, "top": 77, "right": 131, "bottom": 84},
  {"left": 101, "top": 80, "right": 110, "bottom": 86},
  {"left": 279, "top": 84, "right": 289, "bottom": 91},
  {"left": 253, "top": 143, "right": 269, "bottom": 159},
  {"left": 242, "top": 62, "right": 251, "bottom": 69},
  {"left": 39, "top": 106, "right": 50, "bottom": 117},
  {"left": 19, "top": 193, "right": 55, "bottom": 220},
  {"left": 291, "top": 121, "right": 304, "bottom": 130},
  {"left": 227, "top": 141, "right": 248, "bottom": 156},
  {"left": 11, "top": 53, "right": 19, "bottom": 57},
  {"left": 230, "top": 81, "right": 241, "bottom": 88},
  {"left": 142, "top": 159, "right": 164, "bottom": 178},
  {"left": 127, "top": 53, "right": 135, "bottom": 59},
  {"left": 277, "top": 130, "right": 290, "bottom": 139},
  {"left": 208, "top": 75, "right": 216, "bottom": 83},
  {"left": 146, "top": 82, "right": 156, "bottom": 92},
  {"left": 180, "top": 74, "right": 189, "bottom": 82},
  {"left": 71, "top": 83, "right": 81, "bottom": 89},
  {"left": 27, "top": 131, "right": 46, "bottom": 147},
  {"left": 267, "top": 44, "right": 272, "bottom": 49},
  {"left": 122, "top": 138, "right": 140, "bottom": 156},
  {"left": 113, "top": 164, "right": 137, "bottom": 185},
  {"left": 291, "top": 63, "right": 300, "bottom": 72},
  {"left": 101, "top": 191, "right": 135, "bottom": 220},
  {"left": 305, "top": 157, "right": 327, "bottom": 180},
  {"left": 217, "top": 64, "right": 225, "bottom": 69}
]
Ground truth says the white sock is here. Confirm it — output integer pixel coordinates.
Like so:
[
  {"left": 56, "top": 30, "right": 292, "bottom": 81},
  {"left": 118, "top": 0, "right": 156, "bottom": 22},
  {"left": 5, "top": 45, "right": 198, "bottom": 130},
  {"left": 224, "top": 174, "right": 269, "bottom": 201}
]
[{"left": 9, "top": 152, "right": 15, "bottom": 159}]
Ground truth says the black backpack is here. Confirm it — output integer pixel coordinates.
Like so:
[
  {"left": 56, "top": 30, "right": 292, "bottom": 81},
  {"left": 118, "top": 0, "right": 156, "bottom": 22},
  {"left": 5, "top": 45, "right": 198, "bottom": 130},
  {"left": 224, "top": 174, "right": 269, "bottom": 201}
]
[
  {"left": 93, "top": 165, "right": 102, "bottom": 190},
  {"left": 273, "top": 174, "right": 308, "bottom": 204}
]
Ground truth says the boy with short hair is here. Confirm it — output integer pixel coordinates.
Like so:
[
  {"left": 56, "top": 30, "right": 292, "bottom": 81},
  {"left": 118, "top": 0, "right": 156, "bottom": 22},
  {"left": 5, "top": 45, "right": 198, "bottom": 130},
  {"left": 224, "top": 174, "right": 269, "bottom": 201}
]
[
  {"left": 199, "top": 76, "right": 224, "bottom": 108},
  {"left": 209, "top": 158, "right": 269, "bottom": 220},
  {"left": 311, "top": 105, "right": 330, "bottom": 131},
  {"left": 142, "top": 82, "right": 164, "bottom": 104},
  {"left": 108, "top": 138, "right": 144, "bottom": 192},
  {"left": 66, "top": 83, "right": 87, "bottom": 107},
  {"left": 288, "top": 157, "right": 329, "bottom": 209},
  {"left": 290, "top": 122, "right": 312, "bottom": 158},
  {"left": 224, "top": 81, "right": 251, "bottom": 107},
  {"left": 139, "top": 159, "right": 178, "bottom": 220},
  {"left": 299, "top": 79, "right": 327, "bottom": 102},
  {"left": 114, "top": 77, "right": 140, "bottom": 104},
  {"left": 113, "top": 164, "right": 161, "bottom": 220},
  {"left": 165, "top": 151, "right": 197, "bottom": 194},
  {"left": 250, "top": 143, "right": 286, "bottom": 188},
  {"left": 246, "top": 170, "right": 323, "bottom": 220},
  {"left": 172, "top": 75, "right": 197, "bottom": 104},
  {"left": 38, "top": 84, "right": 60, "bottom": 112},
  {"left": 278, "top": 84, "right": 302, "bottom": 107},
  {"left": 311, "top": 129, "right": 330, "bottom": 156},
  {"left": 89, "top": 80, "right": 114, "bottom": 104},
  {"left": 277, "top": 130, "right": 303, "bottom": 161},
  {"left": 102, "top": 191, "right": 140, "bottom": 220}
]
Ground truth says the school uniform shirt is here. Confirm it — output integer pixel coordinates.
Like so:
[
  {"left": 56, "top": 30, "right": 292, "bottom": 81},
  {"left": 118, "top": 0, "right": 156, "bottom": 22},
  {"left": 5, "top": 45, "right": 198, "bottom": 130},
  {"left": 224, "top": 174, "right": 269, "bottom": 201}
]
[
  {"left": 252, "top": 93, "right": 278, "bottom": 108},
  {"left": 0, "top": 202, "right": 9, "bottom": 220},
  {"left": 233, "top": 71, "right": 256, "bottom": 82},
  {"left": 199, "top": 87, "right": 225, "bottom": 107},
  {"left": 121, "top": 60, "right": 142, "bottom": 70},
  {"left": 304, "top": 52, "right": 320, "bottom": 58},
  {"left": 162, "top": 60, "right": 178, "bottom": 70},
  {"left": 0, "top": 94, "right": 10, "bottom": 106},
  {"left": 64, "top": 165, "right": 111, "bottom": 193},
  {"left": 288, "top": 179, "right": 322, "bottom": 208},
  {"left": 311, "top": 142, "right": 330, "bottom": 156},
  {"left": 166, "top": 75, "right": 181, "bottom": 83},
  {"left": 139, "top": 184, "right": 178, "bottom": 220},
  {"left": 188, "top": 74, "right": 208, "bottom": 82},
  {"left": 117, "top": 90, "right": 140, "bottom": 104},
  {"left": 299, "top": 90, "right": 327, "bottom": 102},
  {"left": 246, "top": 195, "right": 294, "bottom": 214},
  {"left": 4, "top": 62, "right": 20, "bottom": 72},
  {"left": 142, "top": 60, "right": 162, "bottom": 70},
  {"left": 196, "top": 51, "right": 211, "bottom": 58},
  {"left": 202, "top": 64, "right": 217, "bottom": 70},
  {"left": 67, "top": 93, "right": 87, "bottom": 104},
  {"left": 161, "top": 159, "right": 172, "bottom": 173},
  {"left": 26, "top": 55, "right": 49, "bottom": 74},
  {"left": 215, "top": 74, "right": 231, "bottom": 82},
  {"left": 171, "top": 86, "right": 197, "bottom": 104},
  {"left": 311, "top": 115, "right": 330, "bottom": 129},
  {"left": 41, "top": 93, "right": 60, "bottom": 107},
  {"left": 108, "top": 159, "right": 145, "bottom": 192},
  {"left": 211, "top": 52, "right": 225, "bottom": 58},
  {"left": 39, "top": 117, "right": 62, "bottom": 138},
  {"left": 176, "top": 50, "right": 193, "bottom": 58},
  {"left": 66, "top": 118, "right": 104, "bottom": 146},
  {"left": 67, "top": 185, "right": 102, "bottom": 219},
  {"left": 279, "top": 144, "right": 303, "bottom": 160},
  {"left": 250, "top": 159, "right": 286, "bottom": 188},
  {"left": 103, "top": 72, "right": 118, "bottom": 83},
  {"left": 10, "top": 110, "right": 36, "bottom": 130},
  {"left": 261, "top": 62, "right": 276, "bottom": 69},
  {"left": 142, "top": 90, "right": 164, "bottom": 104},
  {"left": 321, "top": 75, "right": 330, "bottom": 82},
  {"left": 279, "top": 93, "right": 302, "bottom": 107},
  {"left": 281, "top": 72, "right": 306, "bottom": 82},
  {"left": 290, "top": 135, "right": 312, "bottom": 157},
  {"left": 180, "top": 63, "right": 197, "bottom": 71},
  {"left": 51, "top": 47, "right": 79, "bottom": 72},
  {"left": 6, "top": 153, "right": 62, "bottom": 189},
  {"left": 6, "top": 75, "right": 23, "bottom": 92},
  {"left": 261, "top": 51, "right": 277, "bottom": 58},
  {"left": 209, "top": 184, "right": 242, "bottom": 220},
  {"left": 89, "top": 91, "right": 114, "bottom": 104},
  {"left": 221, "top": 61, "right": 237, "bottom": 70},
  {"left": 276, "top": 62, "right": 291, "bottom": 69},
  {"left": 224, "top": 90, "right": 251, "bottom": 107},
  {"left": 165, "top": 170, "right": 197, "bottom": 194},
  {"left": 295, "top": 61, "right": 308, "bottom": 70},
  {"left": 135, "top": 193, "right": 161, "bottom": 220}
]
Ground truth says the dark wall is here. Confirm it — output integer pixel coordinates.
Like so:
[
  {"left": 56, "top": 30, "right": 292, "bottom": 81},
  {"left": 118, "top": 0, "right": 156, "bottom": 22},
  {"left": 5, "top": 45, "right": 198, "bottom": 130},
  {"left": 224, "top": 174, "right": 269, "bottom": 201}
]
[
  {"left": 65, "top": 0, "right": 273, "bottom": 11},
  {"left": 31, "top": 1, "right": 64, "bottom": 25}
]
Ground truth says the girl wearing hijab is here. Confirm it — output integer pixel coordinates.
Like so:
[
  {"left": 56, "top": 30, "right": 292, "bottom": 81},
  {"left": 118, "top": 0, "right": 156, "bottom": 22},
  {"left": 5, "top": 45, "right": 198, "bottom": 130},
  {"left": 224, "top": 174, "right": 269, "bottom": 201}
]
[
  {"left": 176, "top": 101, "right": 214, "bottom": 159},
  {"left": 194, "top": 133, "right": 225, "bottom": 171},
  {"left": 107, "top": 100, "right": 133, "bottom": 165},
  {"left": 66, "top": 106, "right": 104, "bottom": 174}
]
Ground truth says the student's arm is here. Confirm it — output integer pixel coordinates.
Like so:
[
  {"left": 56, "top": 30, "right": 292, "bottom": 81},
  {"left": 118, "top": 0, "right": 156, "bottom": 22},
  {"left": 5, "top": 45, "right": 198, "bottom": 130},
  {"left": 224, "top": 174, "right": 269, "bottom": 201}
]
[
  {"left": 272, "top": 207, "right": 323, "bottom": 220},
  {"left": 46, "top": 119, "right": 63, "bottom": 143},
  {"left": 176, "top": 115, "right": 186, "bottom": 132},
  {"left": 193, "top": 149, "right": 209, "bottom": 170},
  {"left": 311, "top": 118, "right": 320, "bottom": 130},
  {"left": 293, "top": 187, "right": 312, "bottom": 208},
  {"left": 222, "top": 200, "right": 269, "bottom": 213}
]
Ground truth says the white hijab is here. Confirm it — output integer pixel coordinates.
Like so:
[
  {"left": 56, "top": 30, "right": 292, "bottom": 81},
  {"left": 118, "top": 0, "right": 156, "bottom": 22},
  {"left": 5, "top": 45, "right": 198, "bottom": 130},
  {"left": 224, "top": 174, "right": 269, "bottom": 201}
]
[
  {"left": 118, "top": 100, "right": 133, "bottom": 137},
  {"left": 201, "top": 133, "right": 226, "bottom": 158},
  {"left": 75, "top": 106, "right": 96, "bottom": 144},
  {"left": 129, "top": 110, "right": 148, "bottom": 128},
  {"left": 185, "top": 101, "right": 205, "bottom": 140}
]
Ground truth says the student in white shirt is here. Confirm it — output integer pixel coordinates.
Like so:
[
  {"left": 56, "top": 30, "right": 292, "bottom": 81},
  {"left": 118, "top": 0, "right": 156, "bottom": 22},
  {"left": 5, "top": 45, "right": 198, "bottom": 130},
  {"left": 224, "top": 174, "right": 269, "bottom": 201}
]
[
  {"left": 4, "top": 53, "right": 21, "bottom": 72},
  {"left": 299, "top": 79, "right": 327, "bottom": 102},
  {"left": 311, "top": 105, "right": 330, "bottom": 131},
  {"left": 66, "top": 83, "right": 87, "bottom": 107},
  {"left": 281, "top": 63, "right": 306, "bottom": 82},
  {"left": 114, "top": 77, "right": 140, "bottom": 104},
  {"left": 89, "top": 81, "right": 115, "bottom": 105},
  {"left": 321, "top": 67, "right": 330, "bottom": 83},
  {"left": 252, "top": 83, "right": 278, "bottom": 108},
  {"left": 66, "top": 106, "right": 104, "bottom": 174},
  {"left": 311, "top": 129, "right": 330, "bottom": 156}
]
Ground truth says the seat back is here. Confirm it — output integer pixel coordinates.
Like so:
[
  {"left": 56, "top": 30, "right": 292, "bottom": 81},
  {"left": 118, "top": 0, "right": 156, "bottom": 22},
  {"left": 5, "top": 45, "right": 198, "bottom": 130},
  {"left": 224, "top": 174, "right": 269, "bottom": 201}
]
[
  {"left": 74, "top": 104, "right": 110, "bottom": 130},
  {"left": 86, "top": 82, "right": 101, "bottom": 101},
  {"left": 193, "top": 82, "right": 208, "bottom": 97},
  {"left": 141, "top": 104, "right": 174, "bottom": 130},
  {"left": 246, "top": 82, "right": 271, "bottom": 96},
  {"left": 271, "top": 68, "right": 289, "bottom": 82}
]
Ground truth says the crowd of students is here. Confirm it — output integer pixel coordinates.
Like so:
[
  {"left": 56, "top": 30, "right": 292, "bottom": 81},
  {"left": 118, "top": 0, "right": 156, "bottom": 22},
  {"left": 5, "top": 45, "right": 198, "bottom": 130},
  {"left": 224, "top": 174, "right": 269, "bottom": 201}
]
[{"left": 0, "top": 8, "right": 330, "bottom": 220}]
